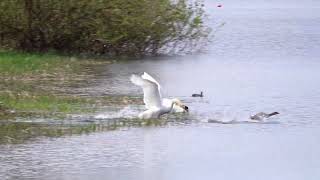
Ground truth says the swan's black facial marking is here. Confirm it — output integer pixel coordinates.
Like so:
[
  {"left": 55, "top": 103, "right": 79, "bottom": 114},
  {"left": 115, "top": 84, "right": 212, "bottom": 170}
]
[{"left": 184, "top": 105, "right": 189, "bottom": 112}]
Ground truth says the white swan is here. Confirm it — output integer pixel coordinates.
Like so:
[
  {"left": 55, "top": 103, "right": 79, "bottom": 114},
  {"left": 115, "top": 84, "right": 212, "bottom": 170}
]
[{"left": 130, "top": 72, "right": 188, "bottom": 119}]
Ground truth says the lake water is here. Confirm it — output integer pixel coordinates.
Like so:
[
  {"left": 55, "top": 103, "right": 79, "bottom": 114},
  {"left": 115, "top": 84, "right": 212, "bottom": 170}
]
[{"left": 1, "top": 0, "right": 320, "bottom": 179}]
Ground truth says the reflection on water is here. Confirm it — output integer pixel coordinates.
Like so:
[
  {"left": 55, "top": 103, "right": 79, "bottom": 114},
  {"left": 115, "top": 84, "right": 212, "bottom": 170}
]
[
  {"left": 0, "top": 112, "right": 193, "bottom": 144},
  {"left": 1, "top": 1, "right": 320, "bottom": 179}
]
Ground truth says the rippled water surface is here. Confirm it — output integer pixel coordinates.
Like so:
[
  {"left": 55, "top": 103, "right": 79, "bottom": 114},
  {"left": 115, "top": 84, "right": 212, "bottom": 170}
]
[{"left": 1, "top": 0, "right": 320, "bottom": 179}]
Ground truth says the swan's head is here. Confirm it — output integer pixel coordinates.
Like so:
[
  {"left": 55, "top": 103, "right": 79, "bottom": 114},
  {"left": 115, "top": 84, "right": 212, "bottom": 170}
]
[{"left": 172, "top": 98, "right": 189, "bottom": 112}]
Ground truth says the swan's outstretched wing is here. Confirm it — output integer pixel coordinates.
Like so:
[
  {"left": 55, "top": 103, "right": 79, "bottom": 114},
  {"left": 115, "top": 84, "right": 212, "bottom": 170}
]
[
  {"left": 142, "top": 72, "right": 162, "bottom": 99},
  {"left": 130, "top": 74, "right": 162, "bottom": 109}
]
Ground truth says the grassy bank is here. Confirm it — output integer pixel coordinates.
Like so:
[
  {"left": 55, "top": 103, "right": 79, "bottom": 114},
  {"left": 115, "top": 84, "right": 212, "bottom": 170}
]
[
  {"left": 0, "top": 51, "right": 109, "bottom": 119},
  {"left": 0, "top": 51, "right": 82, "bottom": 76}
]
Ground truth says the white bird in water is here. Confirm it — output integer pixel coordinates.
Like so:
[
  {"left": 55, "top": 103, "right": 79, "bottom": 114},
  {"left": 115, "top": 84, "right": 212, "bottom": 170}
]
[
  {"left": 208, "top": 112, "right": 280, "bottom": 124},
  {"left": 250, "top": 112, "right": 279, "bottom": 121},
  {"left": 130, "top": 72, "right": 189, "bottom": 119}
]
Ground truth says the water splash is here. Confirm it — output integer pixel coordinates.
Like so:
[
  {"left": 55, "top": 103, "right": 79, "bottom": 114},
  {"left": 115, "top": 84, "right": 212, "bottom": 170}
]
[
  {"left": 94, "top": 106, "right": 141, "bottom": 119},
  {"left": 207, "top": 110, "right": 280, "bottom": 124}
]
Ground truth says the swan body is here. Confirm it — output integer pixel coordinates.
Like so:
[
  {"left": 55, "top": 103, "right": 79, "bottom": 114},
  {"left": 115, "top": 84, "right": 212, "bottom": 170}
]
[{"left": 131, "top": 72, "right": 188, "bottom": 119}]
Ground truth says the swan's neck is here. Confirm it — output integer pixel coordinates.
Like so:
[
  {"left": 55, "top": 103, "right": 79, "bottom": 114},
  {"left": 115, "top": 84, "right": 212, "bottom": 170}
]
[{"left": 168, "top": 101, "right": 175, "bottom": 112}]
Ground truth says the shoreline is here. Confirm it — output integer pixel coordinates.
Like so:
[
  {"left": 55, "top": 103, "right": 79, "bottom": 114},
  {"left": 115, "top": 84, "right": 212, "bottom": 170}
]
[{"left": 0, "top": 51, "right": 140, "bottom": 120}]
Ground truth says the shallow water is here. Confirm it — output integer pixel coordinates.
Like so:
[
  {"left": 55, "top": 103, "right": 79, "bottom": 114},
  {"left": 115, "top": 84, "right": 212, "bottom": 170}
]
[{"left": 1, "top": 0, "right": 320, "bottom": 179}]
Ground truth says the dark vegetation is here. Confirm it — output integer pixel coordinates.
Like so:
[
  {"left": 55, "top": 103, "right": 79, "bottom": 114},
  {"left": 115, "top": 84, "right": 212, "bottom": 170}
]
[{"left": 0, "top": 0, "right": 210, "bottom": 56}]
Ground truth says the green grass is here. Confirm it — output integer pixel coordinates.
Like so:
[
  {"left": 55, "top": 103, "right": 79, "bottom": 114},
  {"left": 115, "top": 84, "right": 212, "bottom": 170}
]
[
  {"left": 0, "top": 51, "right": 137, "bottom": 120},
  {"left": 0, "top": 93, "right": 94, "bottom": 114},
  {"left": 0, "top": 51, "right": 76, "bottom": 76},
  {"left": 0, "top": 51, "right": 99, "bottom": 118}
]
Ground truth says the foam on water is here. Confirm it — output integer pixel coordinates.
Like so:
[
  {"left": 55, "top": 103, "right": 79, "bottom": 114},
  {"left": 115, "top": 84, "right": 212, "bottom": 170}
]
[{"left": 94, "top": 106, "right": 141, "bottom": 119}]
